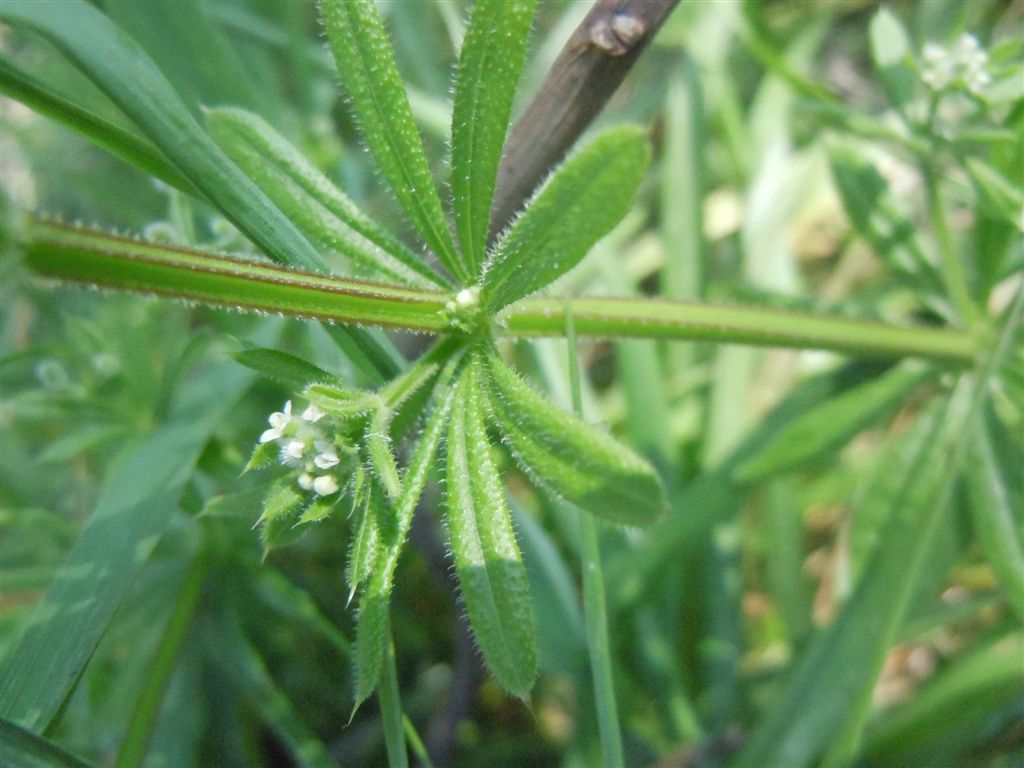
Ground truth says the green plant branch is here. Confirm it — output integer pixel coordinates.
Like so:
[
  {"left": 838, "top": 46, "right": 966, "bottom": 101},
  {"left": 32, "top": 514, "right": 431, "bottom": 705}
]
[
  {"left": 21, "top": 220, "right": 979, "bottom": 366},
  {"left": 502, "top": 297, "right": 979, "bottom": 365}
]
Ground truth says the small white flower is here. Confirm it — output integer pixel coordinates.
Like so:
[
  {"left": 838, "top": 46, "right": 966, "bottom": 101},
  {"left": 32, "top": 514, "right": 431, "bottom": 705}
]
[
  {"left": 314, "top": 449, "right": 340, "bottom": 469},
  {"left": 297, "top": 473, "right": 314, "bottom": 491},
  {"left": 259, "top": 400, "right": 293, "bottom": 443},
  {"left": 313, "top": 475, "right": 340, "bottom": 496},
  {"left": 302, "top": 404, "right": 326, "bottom": 423},
  {"left": 283, "top": 440, "right": 306, "bottom": 460},
  {"left": 455, "top": 286, "right": 480, "bottom": 309},
  {"left": 922, "top": 42, "right": 946, "bottom": 65}
]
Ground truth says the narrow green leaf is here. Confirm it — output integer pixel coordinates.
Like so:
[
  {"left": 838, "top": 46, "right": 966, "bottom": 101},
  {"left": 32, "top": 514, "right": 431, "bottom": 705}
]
[
  {"left": 485, "top": 349, "right": 666, "bottom": 526},
  {"left": 205, "top": 620, "right": 335, "bottom": 768},
  {"left": 964, "top": 157, "right": 1024, "bottom": 230},
  {"left": 0, "top": 56, "right": 195, "bottom": 195},
  {"left": 0, "top": 0, "right": 327, "bottom": 272},
  {"left": 862, "top": 633, "right": 1024, "bottom": 766},
  {"left": 869, "top": 8, "right": 915, "bottom": 109},
  {"left": 320, "top": 0, "right": 465, "bottom": 282},
  {"left": 115, "top": 554, "right": 206, "bottom": 768},
  {"left": 258, "top": 480, "right": 305, "bottom": 527},
  {"left": 207, "top": 107, "right": 451, "bottom": 288},
  {"left": 446, "top": 363, "right": 538, "bottom": 698},
  {"left": 243, "top": 440, "right": 279, "bottom": 474},
  {"left": 353, "top": 370, "right": 459, "bottom": 710},
  {"left": 0, "top": 718, "right": 97, "bottom": 768},
  {"left": 483, "top": 126, "right": 651, "bottom": 311},
  {"left": 235, "top": 348, "right": 341, "bottom": 392},
  {"left": 24, "top": 219, "right": 450, "bottom": 333},
  {"left": 0, "top": 360, "right": 253, "bottom": 730},
  {"left": 827, "top": 142, "right": 944, "bottom": 294},
  {"left": 734, "top": 381, "right": 974, "bottom": 768},
  {"left": 255, "top": 569, "right": 352, "bottom": 659},
  {"left": 304, "top": 383, "right": 376, "bottom": 420},
  {"left": 966, "top": 422, "right": 1024, "bottom": 621},
  {"left": 735, "top": 362, "right": 933, "bottom": 481},
  {"left": 367, "top": 411, "right": 402, "bottom": 500},
  {"left": 297, "top": 496, "right": 338, "bottom": 525},
  {"left": 347, "top": 472, "right": 382, "bottom": 604},
  {"left": 450, "top": 0, "right": 536, "bottom": 272}
]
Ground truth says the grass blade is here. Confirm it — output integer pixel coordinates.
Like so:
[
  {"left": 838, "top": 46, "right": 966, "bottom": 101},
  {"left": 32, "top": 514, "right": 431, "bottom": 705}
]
[
  {"left": 207, "top": 107, "right": 450, "bottom": 289},
  {"left": 205, "top": 619, "right": 335, "bottom": 768},
  {"left": 0, "top": 56, "right": 196, "bottom": 196},
  {"left": 446, "top": 361, "right": 538, "bottom": 699},
  {"left": 735, "top": 361, "right": 933, "bottom": 481},
  {"left": 966, "top": 420, "right": 1024, "bottom": 621},
  {"left": 482, "top": 126, "right": 650, "bottom": 312},
  {"left": 0, "top": 359, "right": 253, "bottom": 730},
  {"left": 485, "top": 348, "right": 666, "bottom": 526},
  {"left": 734, "top": 384, "right": 972, "bottom": 768},
  {"left": 450, "top": 0, "right": 536, "bottom": 273},
  {"left": 862, "top": 632, "right": 1024, "bottom": 766},
  {"left": 0, "top": 718, "right": 97, "bottom": 768},
  {"left": 320, "top": 0, "right": 465, "bottom": 282},
  {"left": 0, "top": 0, "right": 327, "bottom": 272}
]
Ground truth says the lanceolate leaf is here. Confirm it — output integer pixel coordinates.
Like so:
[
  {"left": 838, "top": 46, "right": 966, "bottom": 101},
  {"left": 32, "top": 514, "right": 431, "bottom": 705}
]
[
  {"left": 234, "top": 348, "right": 342, "bottom": 392},
  {"left": 207, "top": 107, "right": 450, "bottom": 289},
  {"left": 320, "top": 0, "right": 465, "bottom": 282},
  {"left": 347, "top": 470, "right": 382, "bottom": 603},
  {"left": 353, "top": 370, "right": 459, "bottom": 710},
  {"left": 735, "top": 362, "right": 934, "bottom": 481},
  {"left": 485, "top": 349, "right": 665, "bottom": 526},
  {"left": 450, "top": 0, "right": 537, "bottom": 273},
  {"left": 24, "top": 220, "right": 450, "bottom": 333},
  {"left": 446, "top": 362, "right": 538, "bottom": 698},
  {"left": 0, "top": 0, "right": 326, "bottom": 273},
  {"left": 482, "top": 126, "right": 650, "bottom": 312}
]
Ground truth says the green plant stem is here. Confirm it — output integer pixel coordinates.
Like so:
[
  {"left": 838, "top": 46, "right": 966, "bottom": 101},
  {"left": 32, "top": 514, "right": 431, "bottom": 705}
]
[
  {"left": 504, "top": 297, "right": 978, "bottom": 365},
  {"left": 378, "top": 619, "right": 409, "bottom": 768},
  {"left": 24, "top": 219, "right": 980, "bottom": 366},
  {"left": 923, "top": 163, "right": 980, "bottom": 327},
  {"left": 566, "top": 305, "right": 626, "bottom": 768},
  {"left": 115, "top": 553, "right": 207, "bottom": 768}
]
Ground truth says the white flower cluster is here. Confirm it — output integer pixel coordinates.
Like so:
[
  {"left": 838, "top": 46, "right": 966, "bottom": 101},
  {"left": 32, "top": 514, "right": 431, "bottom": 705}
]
[
  {"left": 259, "top": 400, "right": 342, "bottom": 496},
  {"left": 921, "top": 34, "right": 990, "bottom": 94}
]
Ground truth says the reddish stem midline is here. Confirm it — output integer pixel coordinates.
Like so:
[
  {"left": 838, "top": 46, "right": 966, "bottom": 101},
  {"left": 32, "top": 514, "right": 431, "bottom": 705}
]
[{"left": 24, "top": 219, "right": 979, "bottom": 366}]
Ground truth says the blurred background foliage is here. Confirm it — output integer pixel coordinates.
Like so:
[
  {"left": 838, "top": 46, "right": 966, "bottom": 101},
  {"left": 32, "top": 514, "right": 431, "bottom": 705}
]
[{"left": 1, "top": 1, "right": 1022, "bottom": 766}]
